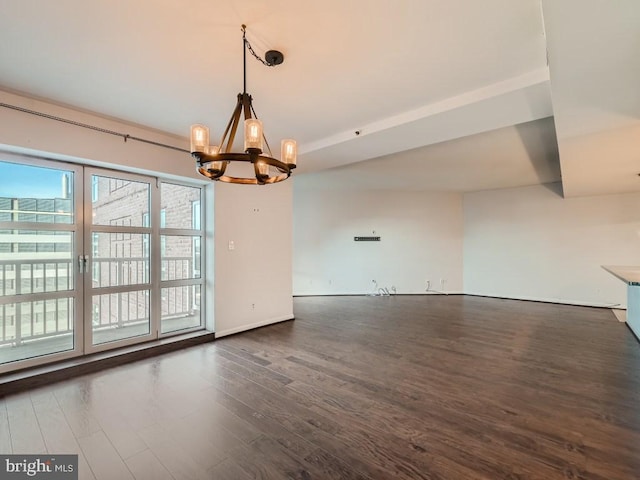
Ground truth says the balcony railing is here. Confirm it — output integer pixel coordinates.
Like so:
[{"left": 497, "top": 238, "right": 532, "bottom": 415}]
[
  {"left": 0, "top": 258, "right": 74, "bottom": 347},
  {"left": 0, "top": 256, "right": 198, "bottom": 347},
  {"left": 0, "top": 258, "right": 74, "bottom": 296}
]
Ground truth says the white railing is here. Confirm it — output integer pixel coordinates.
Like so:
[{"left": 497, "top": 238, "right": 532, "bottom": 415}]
[
  {"left": 0, "top": 256, "right": 197, "bottom": 346},
  {"left": 0, "top": 258, "right": 74, "bottom": 346}
]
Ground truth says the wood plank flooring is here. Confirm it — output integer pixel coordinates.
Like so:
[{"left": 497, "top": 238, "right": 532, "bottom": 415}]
[{"left": 1, "top": 295, "right": 640, "bottom": 479}]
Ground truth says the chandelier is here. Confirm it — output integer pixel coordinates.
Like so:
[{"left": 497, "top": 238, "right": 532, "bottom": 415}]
[{"left": 190, "top": 25, "right": 297, "bottom": 185}]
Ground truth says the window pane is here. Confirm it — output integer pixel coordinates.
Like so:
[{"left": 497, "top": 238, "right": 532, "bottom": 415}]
[
  {"left": 0, "top": 298, "right": 74, "bottom": 365},
  {"left": 0, "top": 230, "right": 74, "bottom": 296},
  {"left": 160, "top": 183, "right": 202, "bottom": 229},
  {"left": 161, "top": 236, "right": 201, "bottom": 281},
  {"left": 91, "top": 233, "right": 149, "bottom": 288},
  {"left": 92, "top": 290, "right": 150, "bottom": 345},
  {"left": 92, "top": 175, "right": 150, "bottom": 227},
  {"left": 161, "top": 285, "right": 201, "bottom": 333},
  {"left": 0, "top": 162, "right": 73, "bottom": 224}
]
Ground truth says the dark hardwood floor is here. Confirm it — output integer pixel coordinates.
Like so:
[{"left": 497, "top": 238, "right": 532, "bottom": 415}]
[{"left": 1, "top": 295, "right": 640, "bottom": 479}]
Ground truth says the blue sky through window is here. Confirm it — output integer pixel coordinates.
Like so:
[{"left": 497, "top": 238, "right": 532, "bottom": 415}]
[{"left": 0, "top": 161, "right": 70, "bottom": 199}]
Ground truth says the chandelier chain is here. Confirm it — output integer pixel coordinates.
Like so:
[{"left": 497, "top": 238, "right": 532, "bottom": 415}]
[{"left": 242, "top": 25, "right": 276, "bottom": 67}]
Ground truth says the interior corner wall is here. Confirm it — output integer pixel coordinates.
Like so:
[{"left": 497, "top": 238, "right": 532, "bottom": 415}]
[
  {"left": 293, "top": 186, "right": 463, "bottom": 295},
  {"left": 463, "top": 183, "right": 640, "bottom": 307},
  {"left": 214, "top": 181, "right": 293, "bottom": 337}
]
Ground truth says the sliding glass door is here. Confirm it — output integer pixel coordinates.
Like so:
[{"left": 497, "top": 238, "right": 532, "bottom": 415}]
[
  {"left": 0, "top": 156, "right": 205, "bottom": 372},
  {"left": 0, "top": 157, "right": 83, "bottom": 372}
]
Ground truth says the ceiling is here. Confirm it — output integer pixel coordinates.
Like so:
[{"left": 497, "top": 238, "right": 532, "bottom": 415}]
[{"left": 0, "top": 0, "right": 638, "bottom": 196}]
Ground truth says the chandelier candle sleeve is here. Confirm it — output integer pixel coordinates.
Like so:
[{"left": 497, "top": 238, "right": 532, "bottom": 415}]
[
  {"left": 190, "top": 125, "right": 209, "bottom": 153},
  {"left": 256, "top": 160, "right": 269, "bottom": 176},
  {"left": 244, "top": 119, "right": 263, "bottom": 152},
  {"left": 204, "top": 145, "right": 223, "bottom": 172},
  {"left": 281, "top": 139, "right": 297, "bottom": 165}
]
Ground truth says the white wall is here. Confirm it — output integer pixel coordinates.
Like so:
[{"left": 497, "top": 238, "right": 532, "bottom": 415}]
[
  {"left": 214, "top": 181, "right": 293, "bottom": 337},
  {"left": 464, "top": 183, "right": 640, "bottom": 307},
  {"left": 293, "top": 185, "right": 463, "bottom": 295},
  {"left": 0, "top": 89, "right": 294, "bottom": 336}
]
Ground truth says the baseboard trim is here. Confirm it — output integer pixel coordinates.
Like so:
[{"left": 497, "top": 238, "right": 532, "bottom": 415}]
[
  {"left": 293, "top": 290, "right": 622, "bottom": 309},
  {"left": 0, "top": 330, "right": 214, "bottom": 397},
  {"left": 464, "top": 293, "right": 623, "bottom": 310},
  {"left": 292, "top": 292, "right": 620, "bottom": 310},
  {"left": 293, "top": 292, "right": 462, "bottom": 297},
  {"left": 215, "top": 316, "right": 295, "bottom": 338}
]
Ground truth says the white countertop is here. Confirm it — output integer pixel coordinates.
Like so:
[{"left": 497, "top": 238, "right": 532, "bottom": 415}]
[{"left": 602, "top": 265, "right": 640, "bottom": 285}]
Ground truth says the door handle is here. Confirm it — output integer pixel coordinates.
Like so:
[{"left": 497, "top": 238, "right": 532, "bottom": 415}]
[{"left": 78, "top": 255, "right": 89, "bottom": 273}]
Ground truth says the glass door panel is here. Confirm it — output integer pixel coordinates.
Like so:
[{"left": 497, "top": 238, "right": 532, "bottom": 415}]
[
  {"left": 0, "top": 158, "right": 82, "bottom": 370},
  {"left": 159, "top": 183, "right": 202, "bottom": 229},
  {"left": 92, "top": 232, "right": 150, "bottom": 287},
  {"left": 161, "top": 285, "right": 200, "bottom": 334},
  {"left": 86, "top": 170, "right": 156, "bottom": 351},
  {"left": 92, "top": 290, "right": 150, "bottom": 345},
  {"left": 91, "top": 175, "right": 150, "bottom": 227},
  {"left": 161, "top": 236, "right": 200, "bottom": 281}
]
